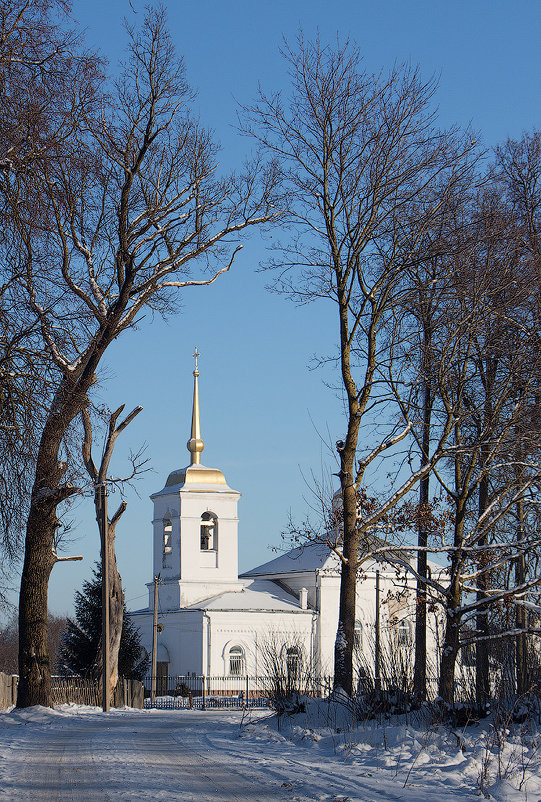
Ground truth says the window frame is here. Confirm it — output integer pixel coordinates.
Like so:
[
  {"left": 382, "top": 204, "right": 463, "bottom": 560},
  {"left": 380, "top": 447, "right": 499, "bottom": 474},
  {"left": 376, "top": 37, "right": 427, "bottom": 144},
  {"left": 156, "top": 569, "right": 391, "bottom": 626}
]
[
  {"left": 397, "top": 619, "right": 411, "bottom": 647},
  {"left": 228, "top": 645, "right": 245, "bottom": 676}
]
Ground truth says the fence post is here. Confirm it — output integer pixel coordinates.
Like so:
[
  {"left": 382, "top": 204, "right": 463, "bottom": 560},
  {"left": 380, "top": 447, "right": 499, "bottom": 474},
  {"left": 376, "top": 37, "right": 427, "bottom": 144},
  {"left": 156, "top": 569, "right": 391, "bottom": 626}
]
[
  {"left": 245, "top": 674, "right": 249, "bottom": 707},
  {"left": 202, "top": 675, "right": 206, "bottom": 710}
]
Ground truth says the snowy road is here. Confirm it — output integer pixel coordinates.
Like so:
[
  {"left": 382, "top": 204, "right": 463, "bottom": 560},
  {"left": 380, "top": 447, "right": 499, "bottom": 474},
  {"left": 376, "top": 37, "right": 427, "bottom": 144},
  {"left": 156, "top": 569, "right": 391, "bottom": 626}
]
[
  {"left": 0, "top": 704, "right": 518, "bottom": 801},
  {"left": 2, "top": 709, "right": 284, "bottom": 801}
]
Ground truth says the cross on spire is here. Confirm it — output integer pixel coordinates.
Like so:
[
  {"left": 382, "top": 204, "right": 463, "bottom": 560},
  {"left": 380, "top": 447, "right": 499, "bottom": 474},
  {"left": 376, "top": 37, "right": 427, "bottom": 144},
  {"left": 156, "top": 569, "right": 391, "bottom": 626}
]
[
  {"left": 193, "top": 346, "right": 200, "bottom": 376},
  {"left": 187, "top": 347, "right": 203, "bottom": 464}
]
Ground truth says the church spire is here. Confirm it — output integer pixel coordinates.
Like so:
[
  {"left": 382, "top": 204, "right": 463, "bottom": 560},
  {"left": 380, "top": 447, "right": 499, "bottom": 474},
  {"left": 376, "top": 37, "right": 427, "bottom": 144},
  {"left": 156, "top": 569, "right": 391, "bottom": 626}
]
[{"left": 187, "top": 347, "right": 204, "bottom": 465}]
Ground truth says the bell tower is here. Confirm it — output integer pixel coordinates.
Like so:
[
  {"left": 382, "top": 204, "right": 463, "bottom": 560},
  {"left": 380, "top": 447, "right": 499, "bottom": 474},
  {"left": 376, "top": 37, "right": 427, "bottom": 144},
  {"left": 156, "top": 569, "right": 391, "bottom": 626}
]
[{"left": 148, "top": 348, "right": 242, "bottom": 608}]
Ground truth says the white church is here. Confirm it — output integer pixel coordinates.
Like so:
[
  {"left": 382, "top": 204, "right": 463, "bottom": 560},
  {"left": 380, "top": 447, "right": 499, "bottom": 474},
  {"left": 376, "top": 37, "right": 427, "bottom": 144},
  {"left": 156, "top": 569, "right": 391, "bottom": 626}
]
[{"left": 131, "top": 352, "right": 434, "bottom": 684}]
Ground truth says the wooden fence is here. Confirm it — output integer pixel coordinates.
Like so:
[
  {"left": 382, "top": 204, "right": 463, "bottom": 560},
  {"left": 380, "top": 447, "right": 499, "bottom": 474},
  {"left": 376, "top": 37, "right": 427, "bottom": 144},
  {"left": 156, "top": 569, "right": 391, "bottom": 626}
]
[
  {"left": 0, "top": 672, "right": 18, "bottom": 709},
  {"left": 0, "top": 673, "right": 143, "bottom": 709}
]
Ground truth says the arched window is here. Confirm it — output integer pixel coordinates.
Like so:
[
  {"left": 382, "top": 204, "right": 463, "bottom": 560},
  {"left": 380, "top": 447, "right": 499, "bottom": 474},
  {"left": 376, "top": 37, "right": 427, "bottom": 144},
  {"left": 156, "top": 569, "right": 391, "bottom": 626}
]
[
  {"left": 397, "top": 619, "right": 411, "bottom": 646},
  {"left": 162, "top": 518, "right": 172, "bottom": 565},
  {"left": 286, "top": 646, "right": 301, "bottom": 682},
  {"left": 200, "top": 511, "right": 217, "bottom": 551},
  {"left": 229, "top": 646, "right": 244, "bottom": 675}
]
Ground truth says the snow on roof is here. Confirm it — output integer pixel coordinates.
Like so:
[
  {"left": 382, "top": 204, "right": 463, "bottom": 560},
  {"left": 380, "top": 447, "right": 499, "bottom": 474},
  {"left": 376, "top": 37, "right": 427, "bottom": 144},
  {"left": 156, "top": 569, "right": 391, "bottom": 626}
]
[
  {"left": 185, "top": 579, "right": 310, "bottom": 612},
  {"left": 241, "top": 540, "right": 422, "bottom": 581},
  {"left": 240, "top": 542, "right": 339, "bottom": 578}
]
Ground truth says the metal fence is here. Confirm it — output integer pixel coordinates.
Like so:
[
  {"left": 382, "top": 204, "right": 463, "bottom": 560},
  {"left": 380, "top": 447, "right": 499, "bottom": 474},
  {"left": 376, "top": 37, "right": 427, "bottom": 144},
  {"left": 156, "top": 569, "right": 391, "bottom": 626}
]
[
  {"left": 143, "top": 674, "right": 334, "bottom": 709},
  {"left": 141, "top": 673, "right": 489, "bottom": 710}
]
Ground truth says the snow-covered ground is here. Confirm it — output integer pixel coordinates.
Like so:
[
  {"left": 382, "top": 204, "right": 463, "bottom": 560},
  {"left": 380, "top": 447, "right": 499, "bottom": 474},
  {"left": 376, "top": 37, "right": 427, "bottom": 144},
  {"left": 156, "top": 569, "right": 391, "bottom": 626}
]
[{"left": 0, "top": 700, "right": 540, "bottom": 801}]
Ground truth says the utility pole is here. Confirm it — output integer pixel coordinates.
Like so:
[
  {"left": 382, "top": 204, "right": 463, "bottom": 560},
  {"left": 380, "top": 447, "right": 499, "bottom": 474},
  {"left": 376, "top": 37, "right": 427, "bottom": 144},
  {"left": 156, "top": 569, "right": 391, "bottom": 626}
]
[
  {"left": 375, "top": 570, "right": 381, "bottom": 692},
  {"left": 151, "top": 574, "right": 160, "bottom": 704},
  {"left": 97, "top": 482, "right": 110, "bottom": 712}
]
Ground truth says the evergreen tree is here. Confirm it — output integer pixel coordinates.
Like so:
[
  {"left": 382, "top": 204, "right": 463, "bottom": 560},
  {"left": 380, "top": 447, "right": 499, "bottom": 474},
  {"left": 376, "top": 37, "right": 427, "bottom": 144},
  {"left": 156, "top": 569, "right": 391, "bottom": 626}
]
[{"left": 59, "top": 564, "right": 149, "bottom": 681}]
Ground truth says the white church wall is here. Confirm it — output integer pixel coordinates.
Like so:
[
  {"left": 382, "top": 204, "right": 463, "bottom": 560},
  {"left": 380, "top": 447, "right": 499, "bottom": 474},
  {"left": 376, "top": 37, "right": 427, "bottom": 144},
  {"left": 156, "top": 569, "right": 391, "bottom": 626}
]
[
  {"left": 129, "top": 611, "right": 153, "bottom": 670},
  {"left": 131, "top": 608, "right": 206, "bottom": 677},
  {"left": 159, "top": 611, "right": 204, "bottom": 675},
  {"left": 178, "top": 491, "right": 239, "bottom": 585},
  {"left": 316, "top": 573, "right": 341, "bottom": 675},
  {"left": 312, "top": 567, "right": 442, "bottom": 680},
  {"left": 206, "top": 610, "right": 315, "bottom": 676},
  {"left": 150, "top": 494, "right": 181, "bottom": 582},
  {"left": 132, "top": 571, "right": 442, "bottom": 684}
]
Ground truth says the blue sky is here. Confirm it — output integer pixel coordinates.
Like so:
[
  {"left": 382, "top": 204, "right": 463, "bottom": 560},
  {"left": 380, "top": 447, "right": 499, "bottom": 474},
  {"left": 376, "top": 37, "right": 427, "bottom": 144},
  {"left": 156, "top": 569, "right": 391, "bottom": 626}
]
[{"left": 12, "top": 0, "right": 539, "bottom": 618}]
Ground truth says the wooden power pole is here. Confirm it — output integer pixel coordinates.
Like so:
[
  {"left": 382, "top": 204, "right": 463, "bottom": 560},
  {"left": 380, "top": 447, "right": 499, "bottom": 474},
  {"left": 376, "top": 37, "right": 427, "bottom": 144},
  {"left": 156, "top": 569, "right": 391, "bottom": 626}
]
[
  {"left": 97, "top": 482, "right": 110, "bottom": 712},
  {"left": 151, "top": 574, "right": 160, "bottom": 704},
  {"left": 375, "top": 570, "right": 381, "bottom": 692}
]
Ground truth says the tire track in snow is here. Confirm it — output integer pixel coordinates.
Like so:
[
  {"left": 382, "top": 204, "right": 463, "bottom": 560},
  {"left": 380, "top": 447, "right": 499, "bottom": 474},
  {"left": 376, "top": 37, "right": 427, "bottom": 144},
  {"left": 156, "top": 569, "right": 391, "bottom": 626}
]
[
  {"left": 15, "top": 722, "right": 112, "bottom": 802},
  {"left": 12, "top": 712, "right": 283, "bottom": 801},
  {"left": 193, "top": 719, "right": 409, "bottom": 802},
  {"left": 124, "top": 715, "right": 282, "bottom": 801}
]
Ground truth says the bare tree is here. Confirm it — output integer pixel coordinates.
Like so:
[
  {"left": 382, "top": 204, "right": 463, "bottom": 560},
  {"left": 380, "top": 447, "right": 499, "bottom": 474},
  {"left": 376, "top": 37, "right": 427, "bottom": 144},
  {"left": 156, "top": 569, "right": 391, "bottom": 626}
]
[
  {"left": 244, "top": 34, "right": 475, "bottom": 695},
  {"left": 410, "top": 214, "right": 541, "bottom": 704},
  {"left": 494, "top": 131, "right": 541, "bottom": 694},
  {"left": 0, "top": 0, "right": 98, "bottom": 580},
  {"left": 11, "top": 8, "right": 278, "bottom": 708},
  {"left": 81, "top": 403, "right": 145, "bottom": 700},
  {"left": 390, "top": 187, "right": 480, "bottom": 701}
]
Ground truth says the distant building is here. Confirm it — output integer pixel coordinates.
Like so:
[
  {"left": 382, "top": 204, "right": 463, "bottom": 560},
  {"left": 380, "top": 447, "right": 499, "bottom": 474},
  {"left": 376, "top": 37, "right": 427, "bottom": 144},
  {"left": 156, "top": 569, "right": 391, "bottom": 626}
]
[{"left": 131, "top": 351, "right": 440, "bottom": 684}]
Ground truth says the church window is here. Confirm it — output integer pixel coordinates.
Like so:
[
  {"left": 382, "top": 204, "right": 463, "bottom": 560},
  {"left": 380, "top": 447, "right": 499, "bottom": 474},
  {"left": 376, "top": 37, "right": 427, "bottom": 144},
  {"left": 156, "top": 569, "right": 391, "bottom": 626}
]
[
  {"left": 163, "top": 519, "right": 172, "bottom": 561},
  {"left": 229, "top": 646, "right": 244, "bottom": 675},
  {"left": 286, "top": 646, "right": 301, "bottom": 682},
  {"left": 200, "top": 511, "right": 217, "bottom": 551},
  {"left": 397, "top": 619, "right": 411, "bottom": 646}
]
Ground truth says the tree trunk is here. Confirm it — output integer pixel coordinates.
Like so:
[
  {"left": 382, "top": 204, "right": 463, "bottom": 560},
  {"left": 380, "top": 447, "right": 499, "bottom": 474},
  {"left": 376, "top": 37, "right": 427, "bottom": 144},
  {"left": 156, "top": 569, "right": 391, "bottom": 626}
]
[
  {"left": 17, "top": 368, "right": 103, "bottom": 707},
  {"left": 414, "top": 368, "right": 431, "bottom": 701},
  {"left": 475, "top": 469, "right": 490, "bottom": 707},
  {"left": 438, "top": 608, "right": 461, "bottom": 705},
  {"left": 17, "top": 514, "right": 56, "bottom": 707},
  {"left": 17, "top": 400, "right": 78, "bottom": 707},
  {"left": 82, "top": 404, "right": 140, "bottom": 702},
  {"left": 515, "top": 492, "right": 527, "bottom": 695},
  {"left": 437, "top": 501, "right": 465, "bottom": 705},
  {"left": 96, "top": 522, "right": 124, "bottom": 699},
  {"left": 332, "top": 289, "right": 362, "bottom": 697},
  {"left": 94, "top": 561, "right": 124, "bottom": 697},
  {"left": 334, "top": 452, "right": 360, "bottom": 696}
]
